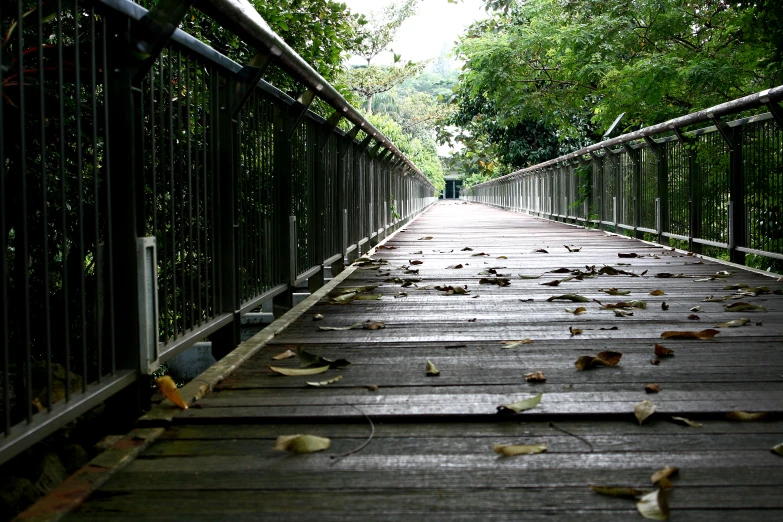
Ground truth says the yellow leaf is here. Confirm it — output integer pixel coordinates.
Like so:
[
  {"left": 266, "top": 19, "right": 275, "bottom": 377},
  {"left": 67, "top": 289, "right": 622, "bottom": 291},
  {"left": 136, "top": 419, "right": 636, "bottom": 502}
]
[
  {"left": 650, "top": 289, "right": 665, "bottom": 296},
  {"left": 671, "top": 416, "right": 702, "bottom": 428},
  {"left": 306, "top": 375, "right": 344, "bottom": 387},
  {"left": 637, "top": 489, "right": 670, "bottom": 520},
  {"left": 493, "top": 443, "right": 547, "bottom": 456},
  {"left": 272, "top": 350, "right": 297, "bottom": 360},
  {"left": 500, "top": 339, "right": 533, "bottom": 348},
  {"left": 634, "top": 400, "right": 656, "bottom": 425},
  {"left": 155, "top": 376, "right": 188, "bottom": 410},
  {"left": 726, "top": 411, "right": 769, "bottom": 421},
  {"left": 497, "top": 393, "right": 543, "bottom": 414},
  {"left": 269, "top": 365, "right": 330, "bottom": 376},
  {"left": 274, "top": 434, "right": 331, "bottom": 454},
  {"left": 425, "top": 360, "right": 440, "bottom": 376},
  {"left": 651, "top": 466, "right": 678, "bottom": 485}
]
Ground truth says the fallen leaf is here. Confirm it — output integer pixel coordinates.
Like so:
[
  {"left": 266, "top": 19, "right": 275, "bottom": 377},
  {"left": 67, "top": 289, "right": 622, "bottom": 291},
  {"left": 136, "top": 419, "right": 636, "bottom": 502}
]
[
  {"left": 353, "top": 294, "right": 382, "bottom": 301},
  {"left": 549, "top": 267, "right": 572, "bottom": 274},
  {"left": 687, "top": 314, "right": 700, "bottom": 320},
  {"left": 726, "top": 411, "right": 769, "bottom": 421},
  {"left": 365, "top": 321, "right": 385, "bottom": 330},
  {"left": 771, "top": 443, "right": 783, "bottom": 456},
  {"left": 704, "top": 295, "right": 733, "bottom": 302},
  {"left": 650, "top": 358, "right": 661, "bottom": 365},
  {"left": 318, "top": 322, "right": 365, "bottom": 331},
  {"left": 297, "top": 347, "right": 351, "bottom": 369},
  {"left": 650, "top": 289, "right": 665, "bottom": 296},
  {"left": 446, "top": 264, "right": 464, "bottom": 269},
  {"left": 690, "top": 306, "right": 701, "bottom": 312},
  {"left": 661, "top": 302, "right": 670, "bottom": 310},
  {"left": 471, "top": 252, "right": 490, "bottom": 257},
  {"left": 272, "top": 350, "right": 297, "bottom": 360},
  {"left": 461, "top": 247, "right": 473, "bottom": 251},
  {"left": 564, "top": 245, "right": 582, "bottom": 252},
  {"left": 635, "top": 400, "right": 656, "bottom": 425},
  {"left": 155, "top": 376, "right": 188, "bottom": 410},
  {"left": 651, "top": 466, "right": 678, "bottom": 485},
  {"left": 637, "top": 489, "right": 670, "bottom": 520},
  {"left": 618, "top": 252, "right": 639, "bottom": 258},
  {"left": 645, "top": 383, "right": 660, "bottom": 393},
  {"left": 671, "top": 416, "right": 702, "bottom": 428},
  {"left": 525, "top": 371, "right": 547, "bottom": 382},
  {"left": 614, "top": 310, "right": 634, "bottom": 317},
  {"left": 493, "top": 443, "right": 547, "bottom": 456},
  {"left": 426, "top": 360, "right": 440, "bottom": 376},
  {"left": 569, "top": 326, "right": 583, "bottom": 335},
  {"left": 418, "top": 236, "right": 433, "bottom": 240},
  {"left": 410, "top": 259, "right": 424, "bottom": 265},
  {"left": 500, "top": 339, "right": 534, "bottom": 349},
  {"left": 306, "top": 375, "right": 344, "bottom": 387},
  {"left": 497, "top": 393, "right": 543, "bottom": 414},
  {"left": 274, "top": 434, "right": 331, "bottom": 454},
  {"left": 601, "top": 288, "right": 631, "bottom": 296},
  {"left": 600, "top": 326, "right": 619, "bottom": 331},
  {"left": 547, "top": 294, "right": 588, "bottom": 302},
  {"left": 590, "top": 485, "right": 650, "bottom": 498},
  {"left": 724, "top": 302, "right": 767, "bottom": 312},
  {"left": 330, "top": 292, "right": 358, "bottom": 304},
  {"left": 540, "top": 279, "right": 561, "bottom": 287},
  {"left": 575, "top": 351, "right": 622, "bottom": 370},
  {"left": 655, "top": 273, "right": 684, "bottom": 278},
  {"left": 269, "top": 365, "right": 330, "bottom": 376},
  {"left": 518, "top": 274, "right": 542, "bottom": 279},
  {"left": 497, "top": 255, "right": 508, "bottom": 259},
  {"left": 366, "top": 385, "right": 379, "bottom": 391},
  {"left": 600, "top": 300, "right": 647, "bottom": 310},
  {"left": 654, "top": 344, "right": 674, "bottom": 357},
  {"left": 313, "top": 314, "right": 324, "bottom": 321},
  {"left": 535, "top": 249, "right": 549, "bottom": 253},
  {"left": 565, "top": 307, "right": 588, "bottom": 315},
  {"left": 660, "top": 329, "right": 719, "bottom": 340}
]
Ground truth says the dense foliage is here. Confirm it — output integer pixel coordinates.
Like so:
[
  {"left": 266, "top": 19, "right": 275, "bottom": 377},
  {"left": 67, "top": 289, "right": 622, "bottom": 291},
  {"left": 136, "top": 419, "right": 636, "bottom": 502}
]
[{"left": 448, "top": 0, "right": 783, "bottom": 185}]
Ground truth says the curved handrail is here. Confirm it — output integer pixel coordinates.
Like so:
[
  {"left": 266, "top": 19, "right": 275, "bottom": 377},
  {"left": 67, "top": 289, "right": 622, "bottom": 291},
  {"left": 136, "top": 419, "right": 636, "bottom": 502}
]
[
  {"left": 197, "top": 0, "right": 433, "bottom": 187},
  {"left": 469, "top": 85, "right": 783, "bottom": 188}
]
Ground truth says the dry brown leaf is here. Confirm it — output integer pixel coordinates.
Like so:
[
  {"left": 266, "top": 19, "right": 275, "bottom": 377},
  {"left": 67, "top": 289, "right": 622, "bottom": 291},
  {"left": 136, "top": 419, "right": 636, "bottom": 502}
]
[
  {"left": 535, "top": 249, "right": 549, "bottom": 253},
  {"left": 497, "top": 255, "right": 508, "bottom": 259},
  {"left": 671, "top": 416, "right": 703, "bottom": 428},
  {"left": 569, "top": 326, "right": 583, "bottom": 335},
  {"left": 525, "top": 371, "right": 547, "bottom": 382},
  {"left": 575, "top": 351, "right": 622, "bottom": 370},
  {"left": 687, "top": 314, "right": 700, "bottom": 320},
  {"left": 272, "top": 350, "right": 297, "bottom": 360},
  {"left": 645, "top": 383, "right": 660, "bottom": 394},
  {"left": 410, "top": 259, "right": 424, "bottom": 265},
  {"left": 565, "top": 307, "right": 588, "bottom": 315},
  {"left": 446, "top": 264, "right": 463, "bottom": 269},
  {"left": 540, "top": 279, "right": 561, "bottom": 286},
  {"left": 724, "top": 302, "right": 767, "bottom": 312},
  {"left": 274, "top": 434, "right": 331, "bottom": 454},
  {"left": 650, "top": 358, "right": 661, "bottom": 365},
  {"left": 660, "top": 329, "right": 719, "bottom": 340},
  {"left": 650, "top": 289, "right": 665, "bottom": 296},
  {"left": 654, "top": 344, "right": 674, "bottom": 357},
  {"left": 425, "top": 360, "right": 440, "bottom": 376},
  {"left": 548, "top": 294, "right": 588, "bottom": 302},
  {"left": 418, "top": 236, "right": 433, "bottom": 240},
  {"left": 564, "top": 245, "right": 582, "bottom": 252},
  {"left": 726, "top": 411, "right": 769, "bottom": 421},
  {"left": 155, "top": 376, "right": 188, "bottom": 410},
  {"left": 651, "top": 466, "right": 679, "bottom": 485},
  {"left": 493, "top": 443, "right": 547, "bottom": 456},
  {"left": 313, "top": 313, "right": 324, "bottom": 321},
  {"left": 618, "top": 252, "right": 639, "bottom": 258},
  {"left": 614, "top": 310, "right": 634, "bottom": 317},
  {"left": 635, "top": 400, "right": 656, "bottom": 425},
  {"left": 661, "top": 302, "right": 670, "bottom": 310},
  {"left": 772, "top": 443, "right": 783, "bottom": 456},
  {"left": 600, "top": 288, "right": 631, "bottom": 296}
]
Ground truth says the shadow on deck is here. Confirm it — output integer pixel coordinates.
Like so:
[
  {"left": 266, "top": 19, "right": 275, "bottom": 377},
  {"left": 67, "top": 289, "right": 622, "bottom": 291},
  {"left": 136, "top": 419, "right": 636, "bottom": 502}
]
[{"left": 22, "top": 201, "right": 783, "bottom": 520}]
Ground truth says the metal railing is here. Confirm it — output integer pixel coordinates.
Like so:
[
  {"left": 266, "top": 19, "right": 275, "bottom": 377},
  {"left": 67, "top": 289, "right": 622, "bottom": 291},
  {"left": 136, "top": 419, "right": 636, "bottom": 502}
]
[
  {"left": 0, "top": 0, "right": 436, "bottom": 463},
  {"left": 464, "top": 87, "right": 783, "bottom": 265}
]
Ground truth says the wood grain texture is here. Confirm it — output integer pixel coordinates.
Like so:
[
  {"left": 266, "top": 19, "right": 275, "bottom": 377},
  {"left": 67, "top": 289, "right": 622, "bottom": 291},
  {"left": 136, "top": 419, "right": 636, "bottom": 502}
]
[{"left": 64, "top": 202, "right": 783, "bottom": 521}]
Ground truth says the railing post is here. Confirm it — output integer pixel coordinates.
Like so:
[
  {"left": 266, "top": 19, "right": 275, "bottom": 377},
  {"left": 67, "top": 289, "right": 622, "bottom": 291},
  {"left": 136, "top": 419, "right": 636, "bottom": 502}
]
[
  {"left": 209, "top": 73, "right": 241, "bottom": 360},
  {"left": 272, "top": 104, "right": 294, "bottom": 318},
  {"left": 646, "top": 136, "right": 669, "bottom": 245},
  {"left": 710, "top": 116, "right": 746, "bottom": 264},
  {"left": 105, "top": 13, "right": 142, "bottom": 374},
  {"left": 623, "top": 143, "right": 643, "bottom": 238}
]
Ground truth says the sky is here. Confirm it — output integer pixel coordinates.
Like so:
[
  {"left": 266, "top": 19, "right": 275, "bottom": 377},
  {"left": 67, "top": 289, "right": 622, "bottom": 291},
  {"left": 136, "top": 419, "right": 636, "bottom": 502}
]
[{"left": 341, "top": 0, "right": 487, "bottom": 67}]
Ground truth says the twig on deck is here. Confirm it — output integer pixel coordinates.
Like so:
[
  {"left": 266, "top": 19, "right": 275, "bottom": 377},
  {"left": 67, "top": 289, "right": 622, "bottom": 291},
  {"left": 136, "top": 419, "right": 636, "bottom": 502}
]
[
  {"left": 330, "top": 404, "right": 375, "bottom": 463},
  {"left": 549, "top": 421, "right": 594, "bottom": 452}
]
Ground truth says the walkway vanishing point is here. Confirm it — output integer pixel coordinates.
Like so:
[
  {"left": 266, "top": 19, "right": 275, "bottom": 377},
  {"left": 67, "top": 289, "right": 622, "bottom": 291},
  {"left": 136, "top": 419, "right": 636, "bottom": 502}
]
[{"left": 21, "top": 201, "right": 783, "bottom": 521}]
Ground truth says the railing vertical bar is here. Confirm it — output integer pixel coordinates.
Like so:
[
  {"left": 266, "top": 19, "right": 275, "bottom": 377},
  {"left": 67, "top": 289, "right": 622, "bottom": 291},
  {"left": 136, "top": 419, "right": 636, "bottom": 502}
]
[
  {"left": 101, "top": 15, "right": 116, "bottom": 374},
  {"left": 1, "top": 0, "right": 9, "bottom": 435}
]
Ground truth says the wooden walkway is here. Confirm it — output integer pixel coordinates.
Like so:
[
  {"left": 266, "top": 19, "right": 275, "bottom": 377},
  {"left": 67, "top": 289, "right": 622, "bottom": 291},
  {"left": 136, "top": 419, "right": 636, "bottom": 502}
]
[{"left": 63, "top": 202, "right": 783, "bottom": 520}]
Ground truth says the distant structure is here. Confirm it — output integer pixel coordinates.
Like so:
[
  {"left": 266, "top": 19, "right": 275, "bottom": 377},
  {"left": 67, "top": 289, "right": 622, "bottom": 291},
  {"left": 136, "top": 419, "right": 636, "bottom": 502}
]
[{"left": 441, "top": 169, "right": 463, "bottom": 199}]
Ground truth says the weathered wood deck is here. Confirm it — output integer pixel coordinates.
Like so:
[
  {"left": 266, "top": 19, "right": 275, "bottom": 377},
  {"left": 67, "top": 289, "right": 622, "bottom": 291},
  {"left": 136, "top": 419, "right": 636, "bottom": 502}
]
[{"left": 64, "top": 202, "right": 783, "bottom": 520}]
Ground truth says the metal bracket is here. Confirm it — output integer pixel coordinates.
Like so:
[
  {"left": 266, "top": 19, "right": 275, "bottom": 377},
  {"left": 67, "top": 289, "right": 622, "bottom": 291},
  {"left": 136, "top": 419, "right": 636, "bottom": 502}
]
[
  {"left": 708, "top": 113, "right": 734, "bottom": 149},
  {"left": 765, "top": 101, "right": 783, "bottom": 131},
  {"left": 621, "top": 142, "right": 638, "bottom": 166},
  {"left": 376, "top": 149, "right": 393, "bottom": 163},
  {"left": 133, "top": 0, "right": 198, "bottom": 83},
  {"left": 357, "top": 134, "right": 374, "bottom": 154},
  {"left": 232, "top": 52, "right": 276, "bottom": 117},
  {"left": 368, "top": 141, "right": 383, "bottom": 158},
  {"left": 286, "top": 88, "right": 316, "bottom": 139},
  {"left": 319, "top": 111, "right": 343, "bottom": 150},
  {"left": 339, "top": 125, "right": 361, "bottom": 160}
]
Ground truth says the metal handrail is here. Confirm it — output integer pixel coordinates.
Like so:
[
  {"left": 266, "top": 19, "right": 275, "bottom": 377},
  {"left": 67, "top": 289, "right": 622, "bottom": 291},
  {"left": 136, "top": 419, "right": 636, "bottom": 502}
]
[
  {"left": 197, "top": 0, "right": 434, "bottom": 188},
  {"left": 471, "top": 85, "right": 783, "bottom": 187}
]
